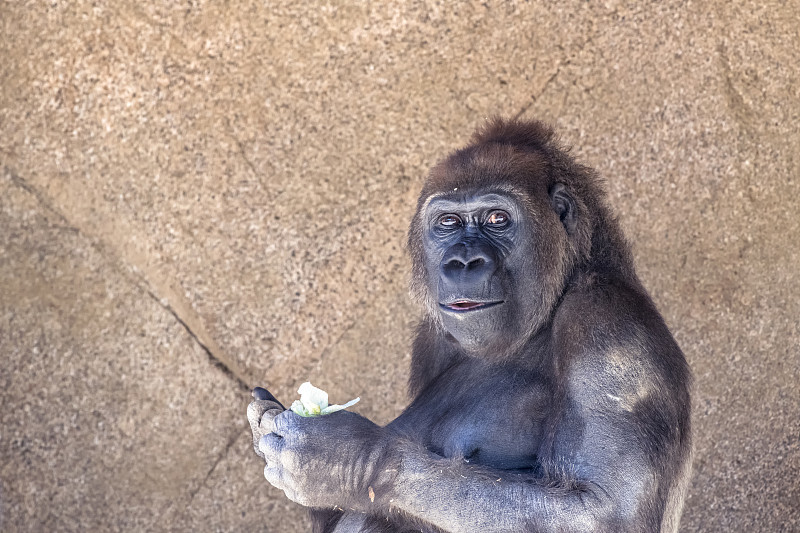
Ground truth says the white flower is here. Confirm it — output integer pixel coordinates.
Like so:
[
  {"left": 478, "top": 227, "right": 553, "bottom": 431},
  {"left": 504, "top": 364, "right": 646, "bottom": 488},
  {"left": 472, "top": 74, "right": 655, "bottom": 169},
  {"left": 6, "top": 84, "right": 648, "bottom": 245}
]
[{"left": 290, "top": 382, "right": 360, "bottom": 417}]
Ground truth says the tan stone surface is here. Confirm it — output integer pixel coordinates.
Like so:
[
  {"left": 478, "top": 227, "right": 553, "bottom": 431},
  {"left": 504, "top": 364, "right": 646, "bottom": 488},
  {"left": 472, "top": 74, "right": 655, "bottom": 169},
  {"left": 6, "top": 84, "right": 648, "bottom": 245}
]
[
  {"left": 0, "top": 170, "right": 251, "bottom": 531},
  {"left": 1, "top": 1, "right": 798, "bottom": 531}
]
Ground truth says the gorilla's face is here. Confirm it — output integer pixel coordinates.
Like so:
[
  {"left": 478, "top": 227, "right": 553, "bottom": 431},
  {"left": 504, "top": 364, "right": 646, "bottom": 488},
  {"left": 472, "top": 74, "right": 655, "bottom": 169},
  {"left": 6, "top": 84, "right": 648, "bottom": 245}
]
[{"left": 421, "top": 189, "right": 546, "bottom": 356}]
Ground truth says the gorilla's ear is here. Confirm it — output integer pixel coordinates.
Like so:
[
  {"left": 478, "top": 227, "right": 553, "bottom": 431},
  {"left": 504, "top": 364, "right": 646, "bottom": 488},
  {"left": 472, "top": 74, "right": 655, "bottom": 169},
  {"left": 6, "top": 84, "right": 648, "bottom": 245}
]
[{"left": 550, "top": 183, "right": 577, "bottom": 234}]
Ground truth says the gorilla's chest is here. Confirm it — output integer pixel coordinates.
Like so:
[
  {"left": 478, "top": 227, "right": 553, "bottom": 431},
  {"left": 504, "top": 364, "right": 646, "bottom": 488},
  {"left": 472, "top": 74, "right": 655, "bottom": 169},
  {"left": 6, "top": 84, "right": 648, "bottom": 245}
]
[{"left": 393, "top": 364, "right": 550, "bottom": 470}]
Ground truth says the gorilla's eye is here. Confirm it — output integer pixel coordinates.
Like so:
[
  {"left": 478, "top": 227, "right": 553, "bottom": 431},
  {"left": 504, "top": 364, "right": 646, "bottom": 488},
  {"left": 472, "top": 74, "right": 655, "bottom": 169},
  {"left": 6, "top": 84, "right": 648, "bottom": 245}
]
[
  {"left": 486, "top": 210, "right": 510, "bottom": 226},
  {"left": 438, "top": 214, "right": 462, "bottom": 227}
]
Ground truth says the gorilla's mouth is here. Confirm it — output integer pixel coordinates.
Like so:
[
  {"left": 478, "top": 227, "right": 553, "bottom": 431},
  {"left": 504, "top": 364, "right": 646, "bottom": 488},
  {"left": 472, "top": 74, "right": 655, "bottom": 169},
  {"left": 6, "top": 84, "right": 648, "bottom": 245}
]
[{"left": 441, "top": 300, "right": 504, "bottom": 312}]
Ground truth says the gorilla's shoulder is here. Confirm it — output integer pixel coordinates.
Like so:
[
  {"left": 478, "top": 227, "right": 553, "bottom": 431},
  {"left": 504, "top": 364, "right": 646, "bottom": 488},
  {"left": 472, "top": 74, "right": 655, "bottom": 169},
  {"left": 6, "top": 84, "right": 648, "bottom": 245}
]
[{"left": 553, "top": 273, "right": 681, "bottom": 371}]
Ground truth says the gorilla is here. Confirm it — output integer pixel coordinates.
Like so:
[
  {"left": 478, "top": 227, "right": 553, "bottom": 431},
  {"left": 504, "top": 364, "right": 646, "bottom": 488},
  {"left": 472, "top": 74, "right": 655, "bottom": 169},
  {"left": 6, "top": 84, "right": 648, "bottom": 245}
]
[{"left": 247, "top": 118, "right": 692, "bottom": 533}]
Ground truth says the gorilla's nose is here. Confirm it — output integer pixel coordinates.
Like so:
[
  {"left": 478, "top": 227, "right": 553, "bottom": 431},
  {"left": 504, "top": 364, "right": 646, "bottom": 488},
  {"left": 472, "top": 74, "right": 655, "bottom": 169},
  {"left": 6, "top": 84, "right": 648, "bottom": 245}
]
[{"left": 441, "top": 242, "right": 496, "bottom": 285}]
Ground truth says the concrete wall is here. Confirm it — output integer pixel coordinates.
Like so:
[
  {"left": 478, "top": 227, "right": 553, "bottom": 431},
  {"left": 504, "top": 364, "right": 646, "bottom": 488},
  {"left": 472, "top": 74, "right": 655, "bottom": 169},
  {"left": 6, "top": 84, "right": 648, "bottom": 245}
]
[{"left": 1, "top": 1, "right": 798, "bottom": 531}]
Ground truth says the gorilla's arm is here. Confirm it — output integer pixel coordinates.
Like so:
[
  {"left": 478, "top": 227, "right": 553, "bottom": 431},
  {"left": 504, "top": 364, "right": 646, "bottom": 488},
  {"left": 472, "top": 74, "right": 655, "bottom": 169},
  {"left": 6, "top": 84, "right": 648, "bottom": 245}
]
[
  {"left": 385, "top": 360, "right": 660, "bottom": 532},
  {"left": 257, "top": 347, "right": 679, "bottom": 533}
]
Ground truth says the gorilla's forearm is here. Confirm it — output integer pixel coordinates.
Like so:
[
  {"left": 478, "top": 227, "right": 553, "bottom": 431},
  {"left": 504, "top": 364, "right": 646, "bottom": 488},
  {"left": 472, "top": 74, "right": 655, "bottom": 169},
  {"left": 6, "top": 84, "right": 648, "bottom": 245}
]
[{"left": 380, "top": 442, "right": 616, "bottom": 533}]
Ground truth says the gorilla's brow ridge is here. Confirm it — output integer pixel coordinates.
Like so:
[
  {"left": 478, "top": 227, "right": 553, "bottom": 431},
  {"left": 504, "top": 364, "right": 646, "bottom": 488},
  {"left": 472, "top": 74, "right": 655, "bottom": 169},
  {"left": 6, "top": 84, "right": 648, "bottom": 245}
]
[{"left": 420, "top": 184, "right": 531, "bottom": 214}]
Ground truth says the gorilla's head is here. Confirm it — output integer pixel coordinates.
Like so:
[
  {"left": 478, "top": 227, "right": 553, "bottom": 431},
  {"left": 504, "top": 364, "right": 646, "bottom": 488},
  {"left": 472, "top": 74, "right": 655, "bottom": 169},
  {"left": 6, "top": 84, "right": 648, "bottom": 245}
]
[{"left": 408, "top": 119, "right": 609, "bottom": 359}]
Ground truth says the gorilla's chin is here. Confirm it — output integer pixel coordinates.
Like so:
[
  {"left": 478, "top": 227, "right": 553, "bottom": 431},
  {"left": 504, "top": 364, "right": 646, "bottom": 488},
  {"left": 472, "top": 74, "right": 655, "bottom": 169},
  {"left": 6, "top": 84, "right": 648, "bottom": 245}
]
[{"left": 439, "top": 305, "right": 518, "bottom": 357}]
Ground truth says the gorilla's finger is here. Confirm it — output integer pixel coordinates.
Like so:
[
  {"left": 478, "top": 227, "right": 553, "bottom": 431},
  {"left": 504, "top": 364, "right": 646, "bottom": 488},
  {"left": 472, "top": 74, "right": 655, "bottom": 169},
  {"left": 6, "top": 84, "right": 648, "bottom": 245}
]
[
  {"left": 252, "top": 387, "right": 286, "bottom": 409},
  {"left": 273, "top": 409, "right": 300, "bottom": 437},
  {"left": 264, "top": 464, "right": 283, "bottom": 489},
  {"left": 248, "top": 400, "right": 283, "bottom": 429},
  {"left": 252, "top": 445, "right": 265, "bottom": 460},
  {"left": 247, "top": 400, "right": 268, "bottom": 427},
  {"left": 247, "top": 401, "right": 270, "bottom": 457},
  {"left": 259, "top": 408, "right": 283, "bottom": 433},
  {"left": 259, "top": 433, "right": 283, "bottom": 463},
  {"left": 252, "top": 387, "right": 269, "bottom": 400}
]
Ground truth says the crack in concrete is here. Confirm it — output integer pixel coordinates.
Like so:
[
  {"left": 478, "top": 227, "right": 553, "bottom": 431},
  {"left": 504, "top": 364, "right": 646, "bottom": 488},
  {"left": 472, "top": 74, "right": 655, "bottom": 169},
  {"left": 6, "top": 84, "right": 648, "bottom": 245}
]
[
  {"left": 187, "top": 426, "right": 245, "bottom": 504},
  {"left": 717, "top": 42, "right": 758, "bottom": 135},
  {"left": 233, "top": 135, "right": 259, "bottom": 177},
  {"left": 224, "top": 118, "right": 271, "bottom": 194},
  {"left": 142, "top": 287, "right": 249, "bottom": 390},
  {"left": 313, "top": 316, "right": 360, "bottom": 370},
  {"left": 4, "top": 166, "right": 252, "bottom": 388},
  {"left": 5, "top": 168, "right": 79, "bottom": 232},
  {"left": 514, "top": 67, "right": 563, "bottom": 120},
  {"left": 514, "top": 16, "right": 643, "bottom": 121},
  {"left": 513, "top": 30, "right": 601, "bottom": 119},
  {"left": 158, "top": 425, "right": 248, "bottom": 526},
  {"left": 6, "top": 165, "right": 255, "bottom": 525}
]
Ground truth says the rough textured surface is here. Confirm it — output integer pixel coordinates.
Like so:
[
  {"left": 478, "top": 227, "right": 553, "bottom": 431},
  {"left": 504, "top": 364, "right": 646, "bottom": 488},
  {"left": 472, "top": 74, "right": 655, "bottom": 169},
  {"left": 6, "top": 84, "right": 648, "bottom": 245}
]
[
  {"left": 0, "top": 171, "right": 254, "bottom": 531},
  {"left": 1, "top": 1, "right": 798, "bottom": 531}
]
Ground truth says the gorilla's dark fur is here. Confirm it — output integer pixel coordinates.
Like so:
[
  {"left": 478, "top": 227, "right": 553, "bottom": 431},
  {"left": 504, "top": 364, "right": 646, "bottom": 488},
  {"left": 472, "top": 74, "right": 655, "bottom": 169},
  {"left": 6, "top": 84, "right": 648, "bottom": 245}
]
[{"left": 249, "top": 118, "right": 692, "bottom": 533}]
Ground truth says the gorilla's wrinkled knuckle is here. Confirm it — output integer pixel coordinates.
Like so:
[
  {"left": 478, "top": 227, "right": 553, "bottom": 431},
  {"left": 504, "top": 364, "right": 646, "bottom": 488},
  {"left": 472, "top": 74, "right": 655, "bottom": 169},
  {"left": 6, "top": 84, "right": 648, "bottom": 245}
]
[
  {"left": 248, "top": 400, "right": 282, "bottom": 430},
  {"left": 285, "top": 487, "right": 309, "bottom": 506},
  {"left": 279, "top": 412, "right": 307, "bottom": 442},
  {"left": 264, "top": 464, "right": 282, "bottom": 488},
  {"left": 259, "top": 408, "right": 281, "bottom": 432},
  {"left": 273, "top": 409, "right": 292, "bottom": 429},
  {"left": 282, "top": 448, "right": 303, "bottom": 472},
  {"left": 259, "top": 433, "right": 285, "bottom": 462}
]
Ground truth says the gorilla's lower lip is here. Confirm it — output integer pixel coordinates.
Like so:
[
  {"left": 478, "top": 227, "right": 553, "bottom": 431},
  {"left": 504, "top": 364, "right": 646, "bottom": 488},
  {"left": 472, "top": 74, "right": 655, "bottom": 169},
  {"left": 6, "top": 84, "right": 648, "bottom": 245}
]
[{"left": 440, "top": 300, "right": 504, "bottom": 312}]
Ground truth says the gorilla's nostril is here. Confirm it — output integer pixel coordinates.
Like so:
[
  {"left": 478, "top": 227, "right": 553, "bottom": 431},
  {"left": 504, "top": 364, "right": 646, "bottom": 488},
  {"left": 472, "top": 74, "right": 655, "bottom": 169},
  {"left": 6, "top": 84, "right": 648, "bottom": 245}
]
[
  {"left": 468, "top": 258, "right": 485, "bottom": 269},
  {"left": 447, "top": 259, "right": 466, "bottom": 269}
]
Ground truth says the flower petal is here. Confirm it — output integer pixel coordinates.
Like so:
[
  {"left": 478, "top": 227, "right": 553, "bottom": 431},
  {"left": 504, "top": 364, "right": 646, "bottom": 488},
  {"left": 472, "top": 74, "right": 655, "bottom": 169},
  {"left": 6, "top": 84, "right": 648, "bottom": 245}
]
[
  {"left": 320, "top": 397, "right": 360, "bottom": 415},
  {"left": 298, "top": 381, "right": 329, "bottom": 411},
  {"left": 290, "top": 399, "right": 311, "bottom": 417}
]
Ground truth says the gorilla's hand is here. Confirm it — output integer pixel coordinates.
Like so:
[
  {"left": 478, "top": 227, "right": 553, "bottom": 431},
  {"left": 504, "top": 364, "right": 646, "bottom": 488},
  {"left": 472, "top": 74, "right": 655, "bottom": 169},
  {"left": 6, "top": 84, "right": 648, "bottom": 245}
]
[
  {"left": 247, "top": 393, "right": 284, "bottom": 460},
  {"left": 258, "top": 409, "right": 396, "bottom": 510}
]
